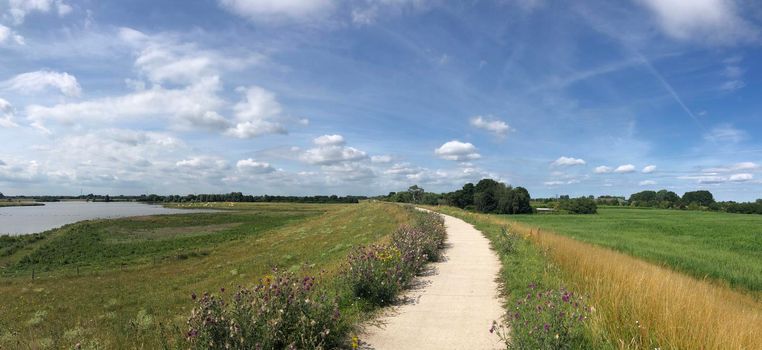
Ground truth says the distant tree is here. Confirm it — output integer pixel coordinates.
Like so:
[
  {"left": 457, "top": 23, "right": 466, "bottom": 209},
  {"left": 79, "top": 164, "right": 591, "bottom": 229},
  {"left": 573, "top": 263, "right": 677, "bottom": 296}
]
[
  {"left": 104, "top": 195, "right": 111, "bottom": 202},
  {"left": 407, "top": 185, "right": 425, "bottom": 204},
  {"left": 0, "top": 192, "right": 4, "bottom": 199},
  {"left": 682, "top": 190, "right": 715, "bottom": 207},
  {"left": 558, "top": 197, "right": 597, "bottom": 214},
  {"left": 474, "top": 179, "right": 501, "bottom": 213}
]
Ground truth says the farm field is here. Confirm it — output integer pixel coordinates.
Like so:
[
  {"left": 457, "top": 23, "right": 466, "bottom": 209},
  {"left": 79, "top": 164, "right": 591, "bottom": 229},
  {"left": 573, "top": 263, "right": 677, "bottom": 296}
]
[
  {"left": 508, "top": 207, "right": 762, "bottom": 295},
  {"left": 0, "top": 202, "right": 411, "bottom": 349},
  {"left": 432, "top": 205, "right": 762, "bottom": 349},
  {"left": 0, "top": 201, "right": 43, "bottom": 207}
]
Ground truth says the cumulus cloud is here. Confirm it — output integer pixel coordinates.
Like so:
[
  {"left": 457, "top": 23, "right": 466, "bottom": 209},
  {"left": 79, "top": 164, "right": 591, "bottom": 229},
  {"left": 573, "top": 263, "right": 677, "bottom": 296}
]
[
  {"left": 301, "top": 134, "right": 368, "bottom": 165},
  {"left": 119, "top": 27, "right": 259, "bottom": 85},
  {"left": 729, "top": 173, "right": 753, "bottom": 182},
  {"left": 551, "top": 156, "right": 585, "bottom": 167},
  {"left": 470, "top": 115, "right": 513, "bottom": 137},
  {"left": 371, "top": 155, "right": 392, "bottom": 163},
  {"left": 594, "top": 165, "right": 612, "bottom": 174},
  {"left": 614, "top": 164, "right": 636, "bottom": 173},
  {"left": 226, "top": 86, "right": 289, "bottom": 138},
  {"left": 0, "top": 98, "right": 18, "bottom": 128},
  {"left": 639, "top": 180, "right": 657, "bottom": 186},
  {"left": 236, "top": 158, "right": 275, "bottom": 174},
  {"left": 218, "top": 0, "right": 334, "bottom": 22},
  {"left": 26, "top": 76, "right": 226, "bottom": 132},
  {"left": 2, "top": 70, "right": 81, "bottom": 97},
  {"left": 704, "top": 124, "right": 747, "bottom": 143},
  {"left": 4, "top": 0, "right": 72, "bottom": 25},
  {"left": 435, "top": 140, "right": 481, "bottom": 162},
  {"left": 642, "top": 165, "right": 656, "bottom": 173},
  {"left": 313, "top": 134, "right": 345, "bottom": 146},
  {"left": 637, "top": 0, "right": 758, "bottom": 44},
  {"left": 0, "top": 24, "right": 24, "bottom": 45}
]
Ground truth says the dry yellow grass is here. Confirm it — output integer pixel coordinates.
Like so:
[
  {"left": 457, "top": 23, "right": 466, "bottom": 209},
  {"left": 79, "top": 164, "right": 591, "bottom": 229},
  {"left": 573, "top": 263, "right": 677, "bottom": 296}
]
[{"left": 440, "top": 209, "right": 762, "bottom": 349}]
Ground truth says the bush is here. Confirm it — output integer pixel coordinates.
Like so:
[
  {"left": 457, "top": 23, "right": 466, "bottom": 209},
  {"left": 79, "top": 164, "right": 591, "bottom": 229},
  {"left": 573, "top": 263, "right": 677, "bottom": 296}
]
[
  {"left": 347, "top": 211, "right": 447, "bottom": 306},
  {"left": 494, "top": 284, "right": 591, "bottom": 350},
  {"left": 494, "top": 226, "right": 519, "bottom": 255},
  {"left": 346, "top": 245, "right": 409, "bottom": 306},
  {"left": 185, "top": 270, "right": 345, "bottom": 350},
  {"left": 557, "top": 198, "right": 597, "bottom": 214}
]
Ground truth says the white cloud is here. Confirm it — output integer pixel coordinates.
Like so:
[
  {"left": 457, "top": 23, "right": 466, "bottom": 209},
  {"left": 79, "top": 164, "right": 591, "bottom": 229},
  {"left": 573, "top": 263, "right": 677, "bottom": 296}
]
[
  {"left": 544, "top": 180, "right": 564, "bottom": 186},
  {"left": 2, "top": 70, "right": 81, "bottom": 97},
  {"left": 226, "top": 86, "right": 289, "bottom": 138},
  {"left": 470, "top": 115, "right": 513, "bottom": 137},
  {"left": 26, "top": 77, "right": 227, "bottom": 132},
  {"left": 729, "top": 173, "right": 753, "bottom": 182},
  {"left": 236, "top": 158, "right": 275, "bottom": 174},
  {"left": 704, "top": 124, "right": 747, "bottom": 143},
  {"left": 642, "top": 165, "right": 656, "bottom": 173},
  {"left": 0, "top": 98, "right": 18, "bottom": 128},
  {"left": 0, "top": 24, "right": 24, "bottom": 45},
  {"left": 614, "top": 164, "right": 636, "bottom": 173},
  {"left": 594, "top": 165, "right": 612, "bottom": 174},
  {"left": 301, "top": 134, "right": 368, "bottom": 165},
  {"left": 703, "top": 162, "right": 759, "bottom": 173},
  {"left": 639, "top": 180, "right": 657, "bottom": 186},
  {"left": 218, "top": 0, "right": 334, "bottom": 22},
  {"left": 314, "top": 134, "right": 345, "bottom": 146},
  {"left": 176, "top": 156, "right": 226, "bottom": 169},
  {"left": 5, "top": 0, "right": 72, "bottom": 24},
  {"left": 435, "top": 140, "right": 481, "bottom": 161},
  {"left": 637, "top": 0, "right": 758, "bottom": 44},
  {"left": 119, "top": 27, "right": 259, "bottom": 85},
  {"left": 552, "top": 156, "right": 585, "bottom": 167},
  {"left": 371, "top": 155, "right": 393, "bottom": 163}
]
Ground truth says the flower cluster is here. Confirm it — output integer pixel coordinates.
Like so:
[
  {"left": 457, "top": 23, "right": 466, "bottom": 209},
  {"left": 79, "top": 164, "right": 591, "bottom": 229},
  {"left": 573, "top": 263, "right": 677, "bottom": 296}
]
[
  {"left": 185, "top": 269, "right": 344, "bottom": 350},
  {"left": 346, "top": 211, "right": 447, "bottom": 306},
  {"left": 500, "top": 283, "right": 591, "bottom": 350}
]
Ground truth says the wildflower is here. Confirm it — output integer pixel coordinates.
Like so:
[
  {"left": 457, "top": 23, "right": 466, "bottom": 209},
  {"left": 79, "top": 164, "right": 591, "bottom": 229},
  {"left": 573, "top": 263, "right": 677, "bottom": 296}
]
[
  {"left": 352, "top": 336, "right": 359, "bottom": 349},
  {"left": 191, "top": 292, "right": 197, "bottom": 300}
]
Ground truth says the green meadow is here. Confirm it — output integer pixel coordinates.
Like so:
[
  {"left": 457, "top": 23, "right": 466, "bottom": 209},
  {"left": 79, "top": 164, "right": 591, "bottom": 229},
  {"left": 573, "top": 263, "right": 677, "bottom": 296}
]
[
  {"left": 0, "top": 202, "right": 411, "bottom": 349},
  {"left": 507, "top": 207, "right": 762, "bottom": 295}
]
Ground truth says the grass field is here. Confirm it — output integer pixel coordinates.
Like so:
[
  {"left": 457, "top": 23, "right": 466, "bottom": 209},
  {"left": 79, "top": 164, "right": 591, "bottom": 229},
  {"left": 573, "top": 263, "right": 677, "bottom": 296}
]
[
  {"left": 432, "top": 206, "right": 762, "bottom": 349},
  {"left": 0, "top": 201, "right": 44, "bottom": 207},
  {"left": 508, "top": 207, "right": 762, "bottom": 294},
  {"left": 0, "top": 202, "right": 411, "bottom": 349}
]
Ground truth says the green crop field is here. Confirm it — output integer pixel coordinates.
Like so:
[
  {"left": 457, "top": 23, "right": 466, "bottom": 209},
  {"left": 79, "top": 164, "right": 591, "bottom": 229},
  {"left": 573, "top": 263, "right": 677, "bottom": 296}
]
[
  {"left": 0, "top": 202, "right": 411, "bottom": 349},
  {"left": 505, "top": 207, "right": 762, "bottom": 295}
]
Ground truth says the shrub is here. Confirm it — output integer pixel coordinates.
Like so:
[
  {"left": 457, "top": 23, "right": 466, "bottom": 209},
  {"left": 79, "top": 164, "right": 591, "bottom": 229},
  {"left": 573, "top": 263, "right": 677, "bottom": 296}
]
[
  {"left": 494, "top": 284, "right": 590, "bottom": 350},
  {"left": 494, "top": 226, "right": 519, "bottom": 255},
  {"left": 556, "top": 198, "right": 597, "bottom": 214},
  {"left": 185, "top": 270, "right": 344, "bottom": 350},
  {"left": 346, "top": 245, "right": 409, "bottom": 306}
]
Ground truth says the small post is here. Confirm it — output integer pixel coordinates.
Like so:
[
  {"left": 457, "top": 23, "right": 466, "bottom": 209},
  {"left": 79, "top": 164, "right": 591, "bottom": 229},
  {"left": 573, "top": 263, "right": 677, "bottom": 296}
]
[
  {"left": 32, "top": 268, "right": 35, "bottom": 281},
  {"left": 77, "top": 265, "right": 80, "bottom": 276}
]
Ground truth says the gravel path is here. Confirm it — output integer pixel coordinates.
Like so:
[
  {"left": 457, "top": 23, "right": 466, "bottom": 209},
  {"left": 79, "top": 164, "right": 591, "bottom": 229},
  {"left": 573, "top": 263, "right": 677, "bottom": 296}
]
[{"left": 361, "top": 211, "right": 504, "bottom": 349}]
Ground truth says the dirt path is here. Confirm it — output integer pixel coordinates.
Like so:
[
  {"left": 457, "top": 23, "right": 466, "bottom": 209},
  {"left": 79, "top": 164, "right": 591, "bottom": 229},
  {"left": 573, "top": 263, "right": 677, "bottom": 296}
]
[{"left": 361, "top": 211, "right": 504, "bottom": 349}]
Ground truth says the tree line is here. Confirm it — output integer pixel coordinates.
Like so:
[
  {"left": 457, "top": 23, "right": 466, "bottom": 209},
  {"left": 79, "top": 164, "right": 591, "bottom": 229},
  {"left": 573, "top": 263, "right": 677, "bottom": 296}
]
[
  {"left": 0, "top": 193, "right": 366, "bottom": 204},
  {"left": 380, "top": 178, "right": 535, "bottom": 215},
  {"left": 627, "top": 189, "right": 762, "bottom": 214}
]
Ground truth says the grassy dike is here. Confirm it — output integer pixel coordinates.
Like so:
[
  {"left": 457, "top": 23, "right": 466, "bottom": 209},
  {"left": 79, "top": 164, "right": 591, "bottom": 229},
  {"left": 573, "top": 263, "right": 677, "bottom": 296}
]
[
  {"left": 429, "top": 206, "right": 762, "bottom": 350},
  {"left": 0, "top": 202, "right": 413, "bottom": 349}
]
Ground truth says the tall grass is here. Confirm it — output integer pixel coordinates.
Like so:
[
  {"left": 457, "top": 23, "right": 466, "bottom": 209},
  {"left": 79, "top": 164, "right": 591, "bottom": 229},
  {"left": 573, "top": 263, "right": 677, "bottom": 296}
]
[{"left": 438, "top": 207, "right": 762, "bottom": 349}]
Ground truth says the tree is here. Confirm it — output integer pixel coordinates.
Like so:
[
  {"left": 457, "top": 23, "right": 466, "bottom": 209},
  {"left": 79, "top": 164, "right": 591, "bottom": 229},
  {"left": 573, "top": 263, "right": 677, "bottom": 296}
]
[
  {"left": 474, "top": 179, "right": 501, "bottom": 213},
  {"left": 0, "top": 192, "right": 4, "bottom": 199},
  {"left": 407, "top": 185, "right": 425, "bottom": 204},
  {"left": 682, "top": 190, "right": 715, "bottom": 207}
]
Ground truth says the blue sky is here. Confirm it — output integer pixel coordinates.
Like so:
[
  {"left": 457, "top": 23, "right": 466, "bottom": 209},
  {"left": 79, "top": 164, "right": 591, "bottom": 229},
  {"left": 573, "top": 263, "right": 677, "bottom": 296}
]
[{"left": 1, "top": 0, "right": 761, "bottom": 200}]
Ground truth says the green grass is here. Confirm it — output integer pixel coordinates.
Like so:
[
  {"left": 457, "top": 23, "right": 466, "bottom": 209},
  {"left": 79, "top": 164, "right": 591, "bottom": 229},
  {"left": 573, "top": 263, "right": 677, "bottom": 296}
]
[
  {"left": 0, "top": 202, "right": 411, "bottom": 349},
  {"left": 0, "top": 201, "right": 44, "bottom": 207},
  {"left": 430, "top": 206, "right": 601, "bottom": 349},
  {"left": 505, "top": 207, "right": 762, "bottom": 294}
]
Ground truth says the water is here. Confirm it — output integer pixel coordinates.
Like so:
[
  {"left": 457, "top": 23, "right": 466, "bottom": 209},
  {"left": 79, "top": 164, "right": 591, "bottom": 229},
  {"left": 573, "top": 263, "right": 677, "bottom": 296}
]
[{"left": 0, "top": 201, "right": 215, "bottom": 236}]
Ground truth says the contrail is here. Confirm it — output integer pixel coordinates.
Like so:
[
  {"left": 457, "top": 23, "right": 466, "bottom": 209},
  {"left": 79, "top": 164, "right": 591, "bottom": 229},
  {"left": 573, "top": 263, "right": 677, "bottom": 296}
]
[{"left": 636, "top": 53, "right": 707, "bottom": 133}]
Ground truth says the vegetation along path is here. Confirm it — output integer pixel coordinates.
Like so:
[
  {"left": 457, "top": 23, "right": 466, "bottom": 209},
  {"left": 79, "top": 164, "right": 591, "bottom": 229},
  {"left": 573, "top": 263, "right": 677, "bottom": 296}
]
[{"left": 362, "top": 211, "right": 504, "bottom": 349}]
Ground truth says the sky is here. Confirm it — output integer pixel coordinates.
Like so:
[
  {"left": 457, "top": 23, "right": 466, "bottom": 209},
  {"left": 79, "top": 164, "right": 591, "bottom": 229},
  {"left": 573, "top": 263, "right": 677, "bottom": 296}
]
[{"left": 1, "top": 0, "right": 762, "bottom": 200}]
